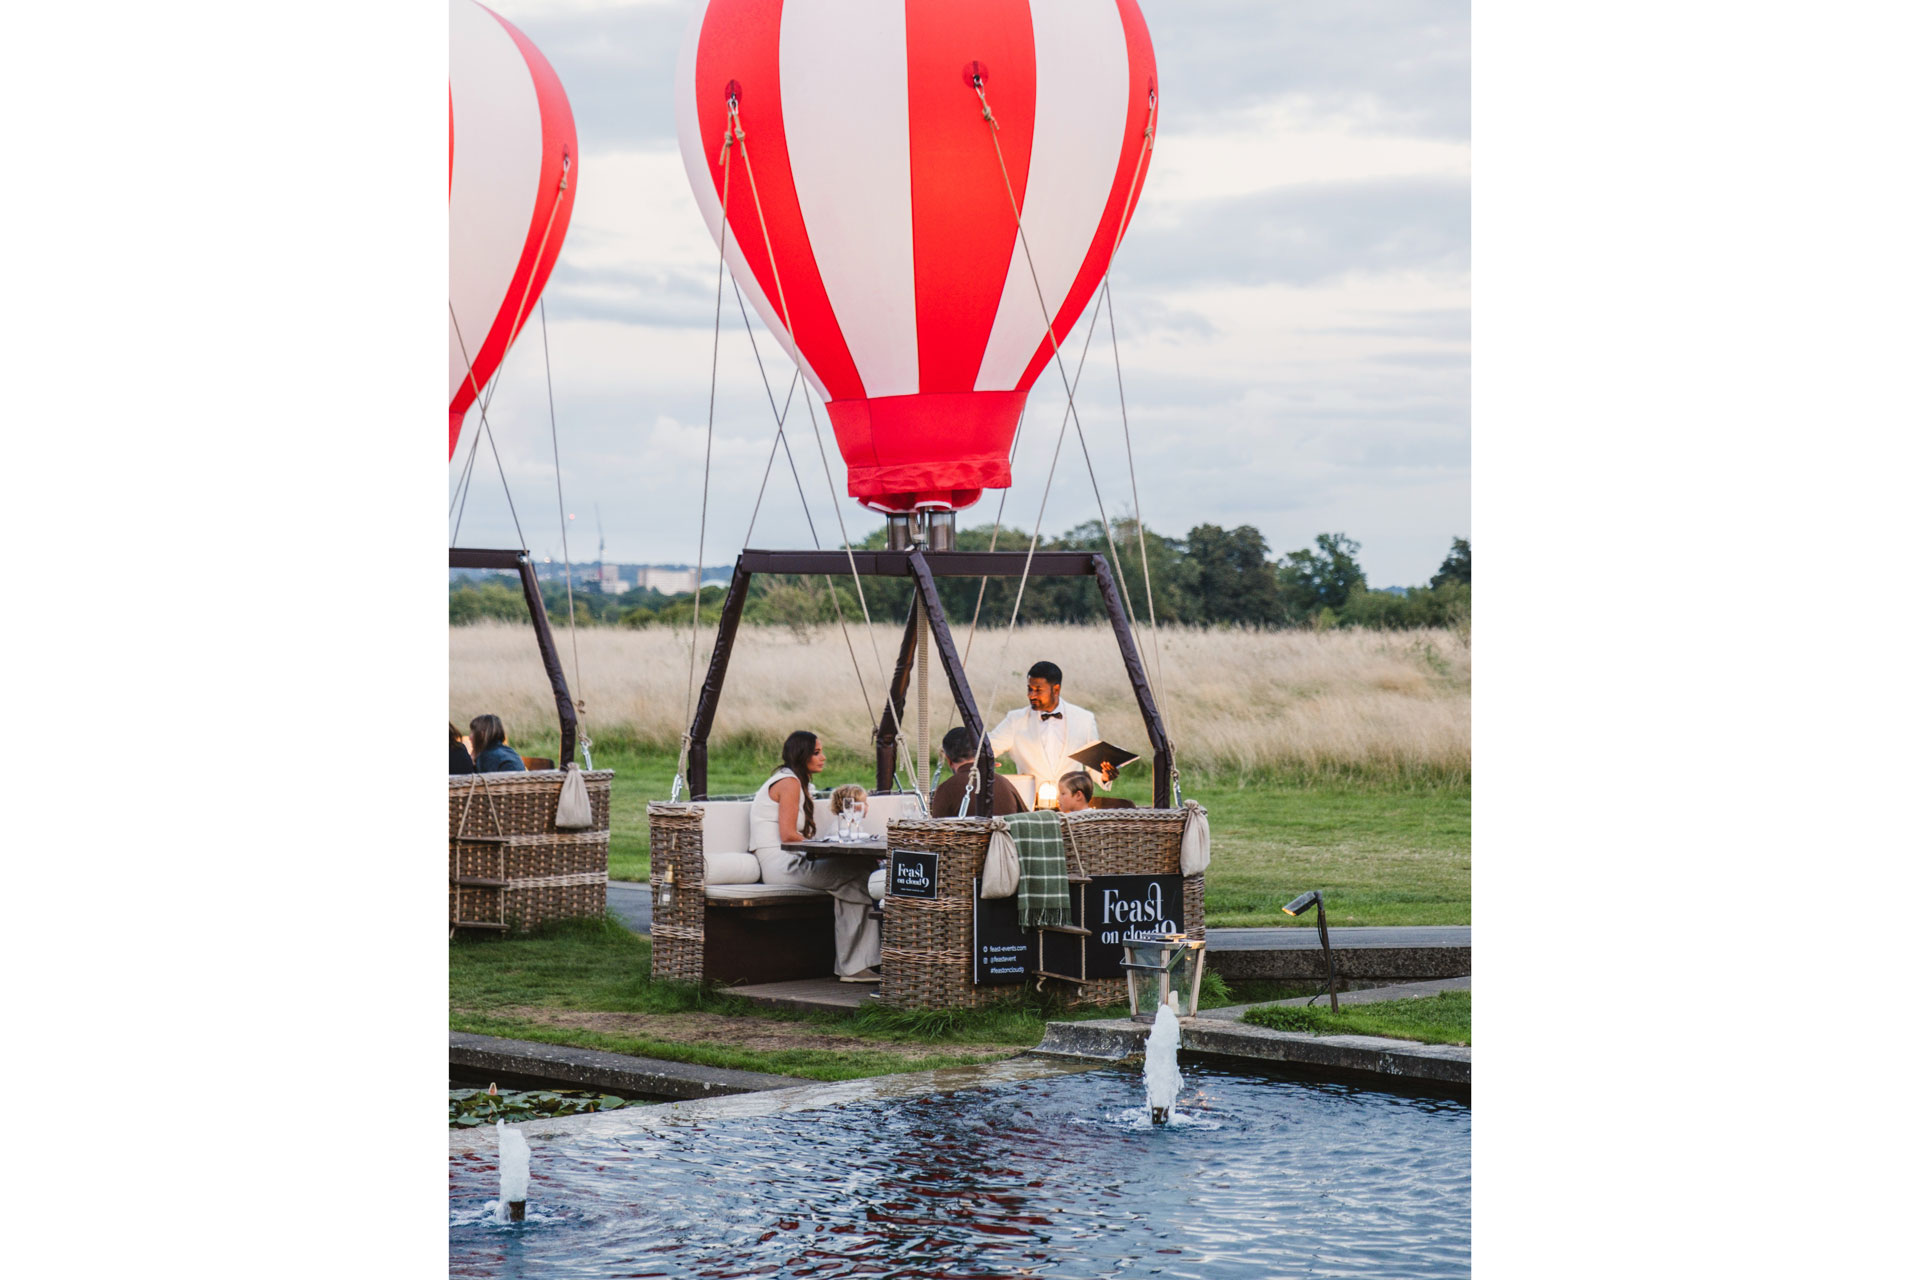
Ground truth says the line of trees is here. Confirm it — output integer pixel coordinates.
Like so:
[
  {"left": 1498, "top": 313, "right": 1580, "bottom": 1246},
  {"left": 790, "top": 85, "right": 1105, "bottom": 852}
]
[{"left": 451, "top": 525, "right": 1469, "bottom": 633}]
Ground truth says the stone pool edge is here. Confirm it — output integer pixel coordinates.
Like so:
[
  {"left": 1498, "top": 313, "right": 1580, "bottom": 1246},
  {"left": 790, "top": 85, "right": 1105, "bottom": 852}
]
[
  {"left": 451, "top": 1031, "right": 803, "bottom": 1101},
  {"left": 1034, "top": 1013, "right": 1471, "bottom": 1087},
  {"left": 449, "top": 1054, "right": 1108, "bottom": 1151}
]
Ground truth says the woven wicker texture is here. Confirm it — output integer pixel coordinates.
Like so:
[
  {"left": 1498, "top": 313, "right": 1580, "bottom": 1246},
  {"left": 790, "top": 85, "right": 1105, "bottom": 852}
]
[
  {"left": 449, "top": 771, "right": 612, "bottom": 932},
  {"left": 1059, "top": 808, "right": 1205, "bottom": 1008},
  {"left": 878, "top": 819, "right": 1025, "bottom": 1011},
  {"left": 874, "top": 809, "right": 1205, "bottom": 1010},
  {"left": 646, "top": 803, "right": 708, "bottom": 982},
  {"left": 875, "top": 810, "right": 1203, "bottom": 1009}
]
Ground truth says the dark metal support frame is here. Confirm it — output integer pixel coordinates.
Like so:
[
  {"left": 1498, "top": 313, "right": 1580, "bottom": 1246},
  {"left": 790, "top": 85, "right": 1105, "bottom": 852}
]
[
  {"left": 683, "top": 548, "right": 1172, "bottom": 808},
  {"left": 451, "top": 548, "right": 577, "bottom": 768}
]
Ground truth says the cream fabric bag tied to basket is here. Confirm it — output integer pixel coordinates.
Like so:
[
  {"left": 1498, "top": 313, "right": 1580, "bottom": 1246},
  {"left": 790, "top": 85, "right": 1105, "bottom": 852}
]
[
  {"left": 981, "top": 818, "right": 1021, "bottom": 899},
  {"left": 554, "top": 763, "right": 594, "bottom": 830},
  {"left": 1180, "top": 799, "right": 1211, "bottom": 875}
]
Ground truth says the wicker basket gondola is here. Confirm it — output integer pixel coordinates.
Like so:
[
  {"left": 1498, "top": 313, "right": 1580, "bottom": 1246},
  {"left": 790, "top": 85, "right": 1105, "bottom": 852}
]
[
  {"left": 876, "top": 808, "right": 1203, "bottom": 1010},
  {"left": 449, "top": 770, "right": 612, "bottom": 932},
  {"left": 1056, "top": 808, "right": 1203, "bottom": 1008},
  {"left": 877, "top": 819, "right": 1026, "bottom": 1011}
]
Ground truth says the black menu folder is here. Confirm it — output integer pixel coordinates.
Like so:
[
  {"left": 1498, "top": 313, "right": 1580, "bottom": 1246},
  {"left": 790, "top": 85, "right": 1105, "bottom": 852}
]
[{"left": 1067, "top": 740, "right": 1140, "bottom": 774}]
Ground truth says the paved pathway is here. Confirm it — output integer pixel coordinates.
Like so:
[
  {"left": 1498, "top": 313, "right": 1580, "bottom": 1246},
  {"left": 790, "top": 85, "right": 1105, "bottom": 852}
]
[
  {"left": 607, "top": 880, "right": 653, "bottom": 932},
  {"left": 1208, "top": 925, "right": 1469, "bottom": 950},
  {"left": 605, "top": 882, "right": 1465, "bottom": 952},
  {"left": 1191, "top": 975, "right": 1470, "bottom": 1018}
]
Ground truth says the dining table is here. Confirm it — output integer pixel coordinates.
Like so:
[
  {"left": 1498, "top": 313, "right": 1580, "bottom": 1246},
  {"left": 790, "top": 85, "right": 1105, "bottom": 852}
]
[{"left": 779, "top": 835, "right": 891, "bottom": 862}]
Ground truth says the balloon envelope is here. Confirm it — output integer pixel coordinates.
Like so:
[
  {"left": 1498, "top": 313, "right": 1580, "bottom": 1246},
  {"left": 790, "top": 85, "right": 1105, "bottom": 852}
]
[
  {"left": 449, "top": 0, "right": 578, "bottom": 459},
  {"left": 677, "top": 0, "right": 1156, "bottom": 512}
]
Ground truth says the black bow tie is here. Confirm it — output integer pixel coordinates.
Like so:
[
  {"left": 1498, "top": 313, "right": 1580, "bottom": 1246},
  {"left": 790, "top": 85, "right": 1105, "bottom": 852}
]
[{"left": 1040, "top": 711, "right": 1063, "bottom": 720}]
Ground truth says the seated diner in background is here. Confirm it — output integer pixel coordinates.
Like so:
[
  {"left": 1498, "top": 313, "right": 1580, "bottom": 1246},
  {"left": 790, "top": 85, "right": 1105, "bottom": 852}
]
[
  {"left": 1059, "top": 769, "right": 1137, "bottom": 811},
  {"left": 930, "top": 725, "right": 1030, "bottom": 819},
  {"left": 450, "top": 723, "right": 476, "bottom": 775},
  {"left": 468, "top": 714, "right": 526, "bottom": 773},
  {"left": 749, "top": 731, "right": 882, "bottom": 983}
]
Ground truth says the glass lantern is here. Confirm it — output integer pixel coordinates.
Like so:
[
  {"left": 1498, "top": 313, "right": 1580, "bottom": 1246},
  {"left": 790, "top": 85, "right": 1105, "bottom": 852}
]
[{"left": 1119, "top": 932, "right": 1207, "bottom": 1022}]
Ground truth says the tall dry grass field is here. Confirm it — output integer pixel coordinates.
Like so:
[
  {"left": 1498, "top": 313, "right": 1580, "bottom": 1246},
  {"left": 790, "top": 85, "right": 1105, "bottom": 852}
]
[{"left": 451, "top": 621, "right": 1470, "bottom": 783}]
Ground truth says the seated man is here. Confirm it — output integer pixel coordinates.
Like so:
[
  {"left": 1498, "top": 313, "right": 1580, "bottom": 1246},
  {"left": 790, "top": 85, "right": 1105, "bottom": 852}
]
[
  {"left": 930, "top": 725, "right": 1030, "bottom": 819},
  {"left": 1059, "top": 770, "right": 1136, "bottom": 812}
]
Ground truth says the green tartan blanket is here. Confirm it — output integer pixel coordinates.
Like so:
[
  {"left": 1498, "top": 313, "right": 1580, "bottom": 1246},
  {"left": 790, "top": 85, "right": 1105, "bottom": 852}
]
[{"left": 1006, "top": 810, "right": 1070, "bottom": 929}]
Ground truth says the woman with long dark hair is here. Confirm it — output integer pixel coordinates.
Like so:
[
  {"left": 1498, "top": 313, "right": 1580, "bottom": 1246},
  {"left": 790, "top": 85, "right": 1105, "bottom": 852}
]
[
  {"left": 450, "top": 723, "right": 476, "bottom": 775},
  {"left": 749, "top": 730, "right": 881, "bottom": 982}
]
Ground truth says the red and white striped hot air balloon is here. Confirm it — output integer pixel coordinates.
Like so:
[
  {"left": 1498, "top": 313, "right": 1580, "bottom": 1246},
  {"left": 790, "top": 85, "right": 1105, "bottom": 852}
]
[
  {"left": 449, "top": 0, "right": 578, "bottom": 459},
  {"left": 676, "top": 0, "right": 1157, "bottom": 514}
]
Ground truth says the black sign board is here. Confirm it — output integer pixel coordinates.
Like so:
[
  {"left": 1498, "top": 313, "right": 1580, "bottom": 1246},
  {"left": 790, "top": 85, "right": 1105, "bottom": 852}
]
[
  {"left": 888, "top": 849, "right": 940, "bottom": 900},
  {"left": 969, "top": 873, "right": 1185, "bottom": 986},
  {"left": 1083, "top": 874, "right": 1184, "bottom": 979},
  {"left": 973, "top": 879, "right": 1036, "bottom": 984}
]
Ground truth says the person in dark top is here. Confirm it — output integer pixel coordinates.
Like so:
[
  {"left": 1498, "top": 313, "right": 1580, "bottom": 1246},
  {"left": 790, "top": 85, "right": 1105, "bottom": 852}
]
[
  {"left": 450, "top": 722, "right": 476, "bottom": 775},
  {"left": 469, "top": 713, "right": 527, "bottom": 773},
  {"left": 930, "top": 725, "right": 1029, "bottom": 819}
]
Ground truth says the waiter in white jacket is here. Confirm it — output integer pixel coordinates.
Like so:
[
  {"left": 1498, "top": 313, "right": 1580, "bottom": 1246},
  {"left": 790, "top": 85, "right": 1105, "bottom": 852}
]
[{"left": 985, "top": 661, "right": 1116, "bottom": 799}]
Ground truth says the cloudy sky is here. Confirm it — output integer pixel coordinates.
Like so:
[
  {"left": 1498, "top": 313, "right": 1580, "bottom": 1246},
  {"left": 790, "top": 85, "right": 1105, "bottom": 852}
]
[{"left": 452, "top": 0, "right": 1468, "bottom": 588}]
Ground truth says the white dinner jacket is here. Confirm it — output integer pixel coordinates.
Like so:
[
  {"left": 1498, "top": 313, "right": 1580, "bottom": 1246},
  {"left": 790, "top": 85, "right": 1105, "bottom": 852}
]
[{"left": 986, "top": 699, "right": 1101, "bottom": 788}]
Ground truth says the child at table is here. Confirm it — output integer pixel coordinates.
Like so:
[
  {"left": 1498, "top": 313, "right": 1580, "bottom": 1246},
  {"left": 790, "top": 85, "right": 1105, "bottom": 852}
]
[{"left": 829, "top": 784, "right": 869, "bottom": 837}]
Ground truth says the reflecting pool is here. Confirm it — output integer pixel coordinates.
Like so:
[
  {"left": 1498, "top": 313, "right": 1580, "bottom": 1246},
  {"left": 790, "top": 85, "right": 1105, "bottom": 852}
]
[{"left": 449, "top": 1059, "right": 1469, "bottom": 1278}]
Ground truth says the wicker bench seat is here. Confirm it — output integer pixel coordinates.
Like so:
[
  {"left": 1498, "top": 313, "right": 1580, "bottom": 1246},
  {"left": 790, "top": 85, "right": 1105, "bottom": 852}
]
[
  {"left": 704, "top": 884, "right": 834, "bottom": 905},
  {"left": 650, "top": 791, "right": 926, "bottom": 985}
]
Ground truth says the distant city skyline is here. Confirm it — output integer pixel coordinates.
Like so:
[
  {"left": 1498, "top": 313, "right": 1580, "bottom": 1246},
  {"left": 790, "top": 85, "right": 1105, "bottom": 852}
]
[{"left": 450, "top": 0, "right": 1469, "bottom": 590}]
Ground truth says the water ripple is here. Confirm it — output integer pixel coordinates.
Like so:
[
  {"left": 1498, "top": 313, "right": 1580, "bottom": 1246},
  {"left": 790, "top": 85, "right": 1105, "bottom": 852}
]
[{"left": 450, "top": 1063, "right": 1468, "bottom": 1279}]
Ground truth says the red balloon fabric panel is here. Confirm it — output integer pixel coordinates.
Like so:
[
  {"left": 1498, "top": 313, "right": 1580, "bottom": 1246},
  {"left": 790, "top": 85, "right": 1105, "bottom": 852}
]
[
  {"left": 677, "top": 0, "right": 1155, "bottom": 512},
  {"left": 449, "top": 0, "right": 578, "bottom": 459}
]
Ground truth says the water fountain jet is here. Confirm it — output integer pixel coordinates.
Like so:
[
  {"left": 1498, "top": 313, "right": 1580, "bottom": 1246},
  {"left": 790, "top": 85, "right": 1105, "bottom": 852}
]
[
  {"left": 497, "top": 1121, "right": 530, "bottom": 1222},
  {"left": 1143, "top": 1002, "right": 1184, "bottom": 1124}
]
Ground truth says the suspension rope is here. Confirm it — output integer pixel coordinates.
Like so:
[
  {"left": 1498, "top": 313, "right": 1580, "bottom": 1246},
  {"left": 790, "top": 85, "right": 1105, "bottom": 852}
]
[
  {"left": 728, "top": 274, "right": 882, "bottom": 756},
  {"left": 539, "top": 297, "right": 590, "bottom": 765},
  {"left": 1104, "top": 282, "right": 1171, "bottom": 761},
  {"left": 449, "top": 304, "right": 528, "bottom": 550},
  {"left": 730, "top": 98, "right": 916, "bottom": 794},
  {"left": 448, "top": 367, "right": 496, "bottom": 532},
  {"left": 733, "top": 275, "right": 808, "bottom": 547},
  {"left": 953, "top": 298, "right": 1105, "bottom": 736},
  {"left": 950, "top": 403, "right": 1025, "bottom": 733},
  {"left": 959, "top": 81, "right": 1162, "bottom": 806},
  {"left": 671, "top": 122, "right": 736, "bottom": 800},
  {"left": 448, "top": 151, "right": 572, "bottom": 552},
  {"left": 961, "top": 412, "right": 1021, "bottom": 664},
  {"left": 974, "top": 81, "right": 1151, "bottom": 637}
]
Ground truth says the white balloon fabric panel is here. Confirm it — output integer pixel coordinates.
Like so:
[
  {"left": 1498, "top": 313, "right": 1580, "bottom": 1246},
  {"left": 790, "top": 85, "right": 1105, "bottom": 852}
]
[{"left": 448, "top": 0, "right": 577, "bottom": 458}]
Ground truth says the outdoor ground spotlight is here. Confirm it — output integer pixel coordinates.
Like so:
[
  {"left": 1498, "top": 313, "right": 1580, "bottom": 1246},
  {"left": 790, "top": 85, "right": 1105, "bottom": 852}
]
[
  {"left": 1281, "top": 890, "right": 1339, "bottom": 1011},
  {"left": 1119, "top": 932, "right": 1208, "bottom": 1022}
]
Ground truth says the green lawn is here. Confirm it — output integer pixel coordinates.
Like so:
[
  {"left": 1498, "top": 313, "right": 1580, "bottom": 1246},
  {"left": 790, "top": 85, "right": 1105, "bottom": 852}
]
[
  {"left": 1242, "top": 991, "right": 1471, "bottom": 1045},
  {"left": 515, "top": 741, "right": 1469, "bottom": 927},
  {"left": 450, "top": 916, "right": 1317, "bottom": 1082}
]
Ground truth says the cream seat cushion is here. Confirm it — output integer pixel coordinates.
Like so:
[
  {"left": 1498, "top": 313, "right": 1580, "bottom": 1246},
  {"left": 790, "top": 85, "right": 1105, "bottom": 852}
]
[
  {"left": 703, "top": 851, "right": 761, "bottom": 885},
  {"left": 854, "top": 790, "right": 927, "bottom": 836},
  {"left": 699, "top": 800, "right": 759, "bottom": 883}
]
